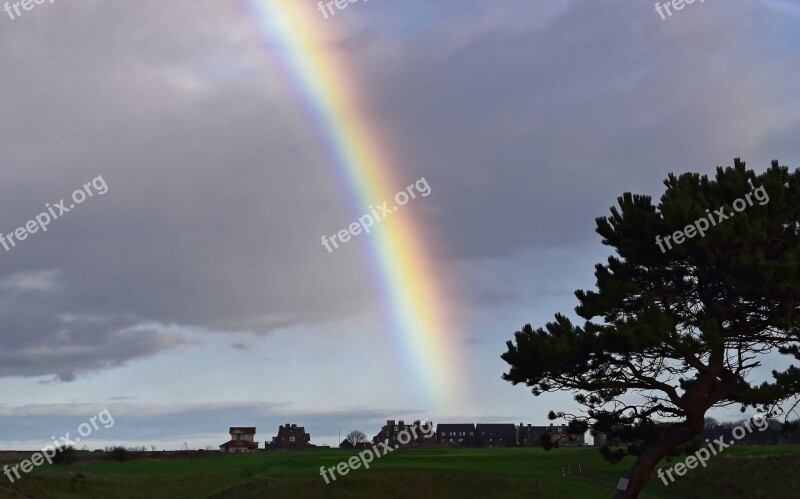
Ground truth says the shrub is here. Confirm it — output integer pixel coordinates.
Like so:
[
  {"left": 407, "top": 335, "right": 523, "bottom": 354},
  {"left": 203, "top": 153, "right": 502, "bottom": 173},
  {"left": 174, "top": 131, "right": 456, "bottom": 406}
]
[
  {"left": 107, "top": 446, "right": 131, "bottom": 462},
  {"left": 52, "top": 445, "right": 77, "bottom": 465}
]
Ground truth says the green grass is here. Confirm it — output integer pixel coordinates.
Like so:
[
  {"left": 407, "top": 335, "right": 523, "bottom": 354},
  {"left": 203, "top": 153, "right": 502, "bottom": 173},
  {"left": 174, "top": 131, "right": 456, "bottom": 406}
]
[{"left": 0, "top": 445, "right": 798, "bottom": 498}]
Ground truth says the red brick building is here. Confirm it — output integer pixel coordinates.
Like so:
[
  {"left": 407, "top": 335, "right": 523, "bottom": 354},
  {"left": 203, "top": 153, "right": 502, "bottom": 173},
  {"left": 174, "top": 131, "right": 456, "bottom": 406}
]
[
  {"left": 372, "top": 419, "right": 435, "bottom": 449},
  {"left": 436, "top": 423, "right": 476, "bottom": 446},
  {"left": 219, "top": 426, "right": 258, "bottom": 453},
  {"left": 266, "top": 423, "right": 311, "bottom": 449}
]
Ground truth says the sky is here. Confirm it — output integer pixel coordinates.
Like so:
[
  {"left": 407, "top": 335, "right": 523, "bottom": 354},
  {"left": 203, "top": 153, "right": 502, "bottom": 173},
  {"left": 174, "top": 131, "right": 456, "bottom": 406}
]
[{"left": 1, "top": 0, "right": 799, "bottom": 451}]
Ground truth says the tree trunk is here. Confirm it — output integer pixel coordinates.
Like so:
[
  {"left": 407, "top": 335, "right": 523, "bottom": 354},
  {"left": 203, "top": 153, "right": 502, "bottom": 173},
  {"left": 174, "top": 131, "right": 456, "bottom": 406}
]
[{"left": 612, "top": 423, "right": 696, "bottom": 499}]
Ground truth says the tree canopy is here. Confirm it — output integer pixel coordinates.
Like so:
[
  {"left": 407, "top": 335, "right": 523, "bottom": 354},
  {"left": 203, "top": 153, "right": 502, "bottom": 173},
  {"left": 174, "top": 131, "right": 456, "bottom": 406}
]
[
  {"left": 502, "top": 159, "right": 800, "bottom": 498},
  {"left": 346, "top": 430, "right": 368, "bottom": 446}
]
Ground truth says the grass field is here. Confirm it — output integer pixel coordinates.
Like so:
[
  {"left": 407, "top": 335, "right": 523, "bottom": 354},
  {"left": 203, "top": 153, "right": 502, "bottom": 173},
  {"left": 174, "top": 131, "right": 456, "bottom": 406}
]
[{"left": 1, "top": 445, "right": 798, "bottom": 498}]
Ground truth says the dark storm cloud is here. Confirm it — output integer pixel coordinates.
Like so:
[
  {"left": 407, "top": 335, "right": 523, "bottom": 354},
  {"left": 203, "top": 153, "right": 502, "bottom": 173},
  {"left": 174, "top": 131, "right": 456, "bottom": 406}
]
[
  {"left": 0, "top": 270, "right": 186, "bottom": 380},
  {"left": 354, "top": 0, "right": 800, "bottom": 258},
  {"left": 0, "top": 0, "right": 797, "bottom": 379},
  {"left": 0, "top": 1, "right": 375, "bottom": 379}
]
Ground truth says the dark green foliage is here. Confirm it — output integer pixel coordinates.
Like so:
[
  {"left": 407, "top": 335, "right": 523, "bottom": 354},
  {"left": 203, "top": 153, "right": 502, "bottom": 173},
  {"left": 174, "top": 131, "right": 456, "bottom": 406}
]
[
  {"left": 538, "top": 432, "right": 554, "bottom": 449},
  {"left": 502, "top": 159, "right": 800, "bottom": 496},
  {"left": 52, "top": 445, "right": 77, "bottom": 465},
  {"left": 107, "top": 446, "right": 132, "bottom": 462},
  {"left": 599, "top": 445, "right": 627, "bottom": 464}
]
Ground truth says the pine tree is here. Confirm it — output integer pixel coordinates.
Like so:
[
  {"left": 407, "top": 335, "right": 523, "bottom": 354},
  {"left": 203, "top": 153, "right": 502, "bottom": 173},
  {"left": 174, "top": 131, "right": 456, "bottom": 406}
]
[{"left": 502, "top": 159, "right": 800, "bottom": 498}]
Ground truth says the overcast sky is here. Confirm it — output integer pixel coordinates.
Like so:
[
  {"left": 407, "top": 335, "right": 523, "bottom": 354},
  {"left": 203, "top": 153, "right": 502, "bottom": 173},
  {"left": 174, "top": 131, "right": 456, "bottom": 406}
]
[{"left": 1, "top": 0, "right": 799, "bottom": 450}]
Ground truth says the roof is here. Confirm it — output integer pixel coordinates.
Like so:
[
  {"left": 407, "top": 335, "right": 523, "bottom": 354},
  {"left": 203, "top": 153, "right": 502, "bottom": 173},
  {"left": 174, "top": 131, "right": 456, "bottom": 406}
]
[
  {"left": 519, "top": 426, "right": 551, "bottom": 435},
  {"left": 436, "top": 424, "right": 476, "bottom": 432},
  {"left": 476, "top": 424, "right": 516, "bottom": 432},
  {"left": 219, "top": 439, "right": 258, "bottom": 449},
  {"left": 278, "top": 425, "right": 307, "bottom": 434},
  {"left": 229, "top": 427, "right": 256, "bottom": 434}
]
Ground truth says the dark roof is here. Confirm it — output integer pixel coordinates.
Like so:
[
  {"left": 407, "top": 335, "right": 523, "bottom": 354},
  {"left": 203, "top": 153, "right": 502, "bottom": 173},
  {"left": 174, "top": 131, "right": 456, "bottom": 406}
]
[
  {"left": 519, "top": 426, "right": 551, "bottom": 434},
  {"left": 229, "top": 427, "right": 256, "bottom": 434},
  {"left": 219, "top": 439, "right": 258, "bottom": 449},
  {"left": 278, "top": 425, "right": 307, "bottom": 434},
  {"left": 476, "top": 424, "right": 516, "bottom": 432},
  {"left": 436, "top": 424, "right": 476, "bottom": 432}
]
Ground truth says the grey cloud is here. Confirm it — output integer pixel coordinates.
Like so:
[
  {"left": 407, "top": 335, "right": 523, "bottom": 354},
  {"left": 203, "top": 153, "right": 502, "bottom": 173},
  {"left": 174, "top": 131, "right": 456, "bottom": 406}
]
[
  {"left": 355, "top": 0, "right": 800, "bottom": 259},
  {"left": 0, "top": 0, "right": 798, "bottom": 380},
  {"left": 0, "top": 1, "right": 376, "bottom": 379}
]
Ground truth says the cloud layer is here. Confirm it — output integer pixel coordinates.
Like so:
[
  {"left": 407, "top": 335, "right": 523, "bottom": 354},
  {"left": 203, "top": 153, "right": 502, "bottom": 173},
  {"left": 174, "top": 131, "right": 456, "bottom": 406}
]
[{"left": 1, "top": 0, "right": 798, "bottom": 386}]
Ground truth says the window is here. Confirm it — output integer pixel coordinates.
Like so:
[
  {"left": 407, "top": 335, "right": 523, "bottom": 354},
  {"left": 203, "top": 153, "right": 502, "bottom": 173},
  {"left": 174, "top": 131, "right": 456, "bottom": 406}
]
[{"left": 289, "top": 436, "right": 295, "bottom": 442}]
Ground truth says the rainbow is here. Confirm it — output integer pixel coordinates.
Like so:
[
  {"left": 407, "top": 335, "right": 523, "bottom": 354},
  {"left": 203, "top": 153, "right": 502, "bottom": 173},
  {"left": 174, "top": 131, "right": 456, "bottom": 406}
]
[{"left": 239, "top": 0, "right": 464, "bottom": 410}]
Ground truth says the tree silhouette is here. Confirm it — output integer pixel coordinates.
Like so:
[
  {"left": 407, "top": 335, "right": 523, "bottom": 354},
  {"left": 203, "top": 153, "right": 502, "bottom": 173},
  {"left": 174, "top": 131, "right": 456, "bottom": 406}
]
[
  {"left": 346, "top": 430, "right": 368, "bottom": 446},
  {"left": 502, "top": 159, "right": 800, "bottom": 498}
]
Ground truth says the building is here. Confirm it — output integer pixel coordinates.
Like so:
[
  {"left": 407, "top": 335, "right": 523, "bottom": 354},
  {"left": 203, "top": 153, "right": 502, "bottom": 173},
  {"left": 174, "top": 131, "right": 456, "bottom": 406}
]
[
  {"left": 592, "top": 431, "right": 622, "bottom": 447},
  {"left": 411, "top": 420, "right": 438, "bottom": 448},
  {"left": 436, "top": 423, "right": 476, "bottom": 446},
  {"left": 266, "top": 423, "right": 312, "bottom": 449},
  {"left": 475, "top": 424, "right": 517, "bottom": 447},
  {"left": 517, "top": 423, "right": 551, "bottom": 447},
  {"left": 548, "top": 423, "right": 586, "bottom": 446},
  {"left": 372, "top": 419, "right": 433, "bottom": 449},
  {"left": 518, "top": 423, "right": 586, "bottom": 447},
  {"left": 593, "top": 431, "right": 609, "bottom": 447},
  {"left": 219, "top": 426, "right": 258, "bottom": 453},
  {"left": 373, "top": 419, "right": 406, "bottom": 448}
]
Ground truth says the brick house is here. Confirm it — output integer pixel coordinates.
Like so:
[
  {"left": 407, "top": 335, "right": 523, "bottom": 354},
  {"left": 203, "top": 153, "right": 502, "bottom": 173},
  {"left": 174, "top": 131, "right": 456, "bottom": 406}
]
[
  {"left": 219, "top": 426, "right": 258, "bottom": 453},
  {"left": 436, "top": 423, "right": 476, "bottom": 446},
  {"left": 593, "top": 431, "right": 612, "bottom": 447},
  {"left": 266, "top": 423, "right": 311, "bottom": 449},
  {"left": 517, "top": 423, "right": 551, "bottom": 447},
  {"left": 372, "top": 419, "right": 434, "bottom": 449},
  {"left": 518, "top": 423, "right": 587, "bottom": 447},
  {"left": 372, "top": 419, "right": 402, "bottom": 447},
  {"left": 411, "top": 420, "right": 438, "bottom": 448},
  {"left": 475, "top": 424, "right": 517, "bottom": 447}
]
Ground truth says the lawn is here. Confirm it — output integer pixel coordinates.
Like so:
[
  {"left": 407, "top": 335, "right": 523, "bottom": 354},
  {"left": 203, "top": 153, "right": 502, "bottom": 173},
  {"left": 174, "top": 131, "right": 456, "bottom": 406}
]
[{"left": 1, "top": 445, "right": 798, "bottom": 498}]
